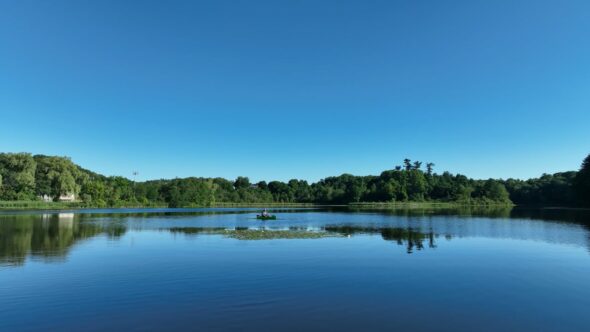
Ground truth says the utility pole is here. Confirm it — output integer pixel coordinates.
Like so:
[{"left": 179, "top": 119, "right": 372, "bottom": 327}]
[{"left": 132, "top": 171, "right": 138, "bottom": 201}]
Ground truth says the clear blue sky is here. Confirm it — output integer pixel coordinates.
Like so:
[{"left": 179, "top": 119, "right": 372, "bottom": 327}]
[{"left": 1, "top": 0, "right": 589, "bottom": 182}]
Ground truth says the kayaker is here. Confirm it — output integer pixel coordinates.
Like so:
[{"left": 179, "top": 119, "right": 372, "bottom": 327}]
[{"left": 261, "top": 209, "right": 269, "bottom": 217}]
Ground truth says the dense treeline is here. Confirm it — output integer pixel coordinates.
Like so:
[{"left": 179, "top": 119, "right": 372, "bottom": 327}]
[
  {"left": 0, "top": 153, "right": 588, "bottom": 207},
  {"left": 503, "top": 172, "right": 577, "bottom": 206}
]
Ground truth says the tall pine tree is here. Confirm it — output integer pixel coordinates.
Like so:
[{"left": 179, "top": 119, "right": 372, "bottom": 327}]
[{"left": 573, "top": 154, "right": 590, "bottom": 206}]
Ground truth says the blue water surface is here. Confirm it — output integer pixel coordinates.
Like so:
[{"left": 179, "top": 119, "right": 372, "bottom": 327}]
[{"left": 1, "top": 207, "right": 589, "bottom": 331}]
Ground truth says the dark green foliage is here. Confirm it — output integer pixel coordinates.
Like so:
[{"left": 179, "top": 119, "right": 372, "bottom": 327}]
[
  {"left": 503, "top": 172, "right": 577, "bottom": 206},
  {"left": 268, "top": 181, "right": 293, "bottom": 202},
  {"left": 426, "top": 163, "right": 435, "bottom": 176},
  {"left": 256, "top": 181, "right": 268, "bottom": 190},
  {"left": 34, "top": 155, "right": 82, "bottom": 200},
  {"left": 472, "top": 179, "right": 511, "bottom": 204},
  {"left": 1, "top": 153, "right": 589, "bottom": 207},
  {"left": 0, "top": 153, "right": 37, "bottom": 200},
  {"left": 233, "top": 176, "right": 251, "bottom": 189},
  {"left": 573, "top": 154, "right": 590, "bottom": 206},
  {"left": 403, "top": 158, "right": 412, "bottom": 171}
]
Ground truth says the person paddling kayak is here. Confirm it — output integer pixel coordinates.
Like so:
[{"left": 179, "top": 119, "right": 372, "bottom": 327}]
[
  {"left": 261, "top": 208, "right": 269, "bottom": 217},
  {"left": 257, "top": 209, "right": 276, "bottom": 220}
]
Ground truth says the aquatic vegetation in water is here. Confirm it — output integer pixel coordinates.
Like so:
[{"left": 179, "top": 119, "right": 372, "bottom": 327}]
[
  {"left": 168, "top": 227, "right": 340, "bottom": 240},
  {"left": 224, "top": 229, "right": 340, "bottom": 240}
]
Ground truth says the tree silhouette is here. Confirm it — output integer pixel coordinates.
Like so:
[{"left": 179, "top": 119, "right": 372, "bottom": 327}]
[
  {"left": 403, "top": 158, "right": 412, "bottom": 171},
  {"left": 574, "top": 153, "right": 590, "bottom": 206},
  {"left": 233, "top": 176, "right": 251, "bottom": 189},
  {"left": 426, "top": 162, "right": 435, "bottom": 175}
]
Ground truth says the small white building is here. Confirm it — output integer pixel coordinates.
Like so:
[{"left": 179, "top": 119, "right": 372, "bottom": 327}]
[
  {"left": 59, "top": 193, "right": 76, "bottom": 202},
  {"left": 39, "top": 193, "right": 76, "bottom": 202}
]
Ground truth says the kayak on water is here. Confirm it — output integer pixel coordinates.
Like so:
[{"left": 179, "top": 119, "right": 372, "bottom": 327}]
[
  {"left": 257, "top": 208, "right": 275, "bottom": 220},
  {"left": 256, "top": 215, "right": 277, "bottom": 220}
]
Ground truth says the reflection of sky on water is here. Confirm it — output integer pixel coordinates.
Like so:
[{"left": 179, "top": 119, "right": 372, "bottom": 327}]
[
  {"left": 1, "top": 207, "right": 589, "bottom": 267},
  {"left": 1, "top": 208, "right": 590, "bottom": 331}
]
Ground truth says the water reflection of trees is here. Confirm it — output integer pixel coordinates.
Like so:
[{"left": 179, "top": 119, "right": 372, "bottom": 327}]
[
  {"left": 347, "top": 205, "right": 514, "bottom": 219},
  {"left": 3, "top": 207, "right": 589, "bottom": 265},
  {"left": 347, "top": 205, "right": 590, "bottom": 227},
  {"left": 345, "top": 206, "right": 590, "bottom": 252},
  {"left": 324, "top": 226, "right": 440, "bottom": 253},
  {"left": 0, "top": 214, "right": 126, "bottom": 266},
  {"left": 168, "top": 227, "right": 226, "bottom": 235}
]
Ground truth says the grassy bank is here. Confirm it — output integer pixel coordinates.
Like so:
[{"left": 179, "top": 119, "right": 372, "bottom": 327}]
[
  {"left": 0, "top": 201, "right": 88, "bottom": 210},
  {"left": 348, "top": 201, "right": 514, "bottom": 209},
  {"left": 0, "top": 200, "right": 514, "bottom": 211},
  {"left": 0, "top": 200, "right": 318, "bottom": 210},
  {"left": 0, "top": 200, "right": 167, "bottom": 210}
]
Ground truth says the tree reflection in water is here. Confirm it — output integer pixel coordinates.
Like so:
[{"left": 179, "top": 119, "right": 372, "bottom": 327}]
[
  {"left": 0, "top": 213, "right": 126, "bottom": 266},
  {"left": 2, "top": 207, "right": 589, "bottom": 266},
  {"left": 324, "top": 226, "right": 440, "bottom": 253}
]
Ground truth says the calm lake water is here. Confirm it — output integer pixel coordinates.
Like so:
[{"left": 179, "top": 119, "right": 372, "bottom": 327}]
[{"left": 1, "top": 207, "right": 590, "bottom": 331}]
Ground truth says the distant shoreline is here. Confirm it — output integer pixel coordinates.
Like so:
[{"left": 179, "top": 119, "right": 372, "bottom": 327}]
[
  {"left": 348, "top": 202, "right": 515, "bottom": 208},
  {"left": 0, "top": 201, "right": 320, "bottom": 211},
  {"left": 0, "top": 200, "right": 528, "bottom": 211}
]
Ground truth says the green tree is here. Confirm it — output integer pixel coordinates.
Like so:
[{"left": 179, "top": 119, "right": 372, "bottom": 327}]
[
  {"left": 379, "top": 178, "right": 400, "bottom": 201},
  {"left": 289, "top": 179, "right": 311, "bottom": 202},
  {"left": 484, "top": 180, "right": 511, "bottom": 203},
  {"left": 345, "top": 177, "right": 366, "bottom": 203},
  {"left": 233, "top": 176, "right": 251, "bottom": 189},
  {"left": 403, "top": 158, "right": 412, "bottom": 171},
  {"left": 472, "top": 179, "right": 511, "bottom": 204},
  {"left": 0, "top": 153, "right": 37, "bottom": 200},
  {"left": 34, "top": 156, "right": 81, "bottom": 200},
  {"left": 573, "top": 154, "right": 590, "bottom": 206},
  {"left": 406, "top": 170, "right": 427, "bottom": 201},
  {"left": 426, "top": 162, "right": 435, "bottom": 175},
  {"left": 268, "top": 181, "right": 292, "bottom": 202}
]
